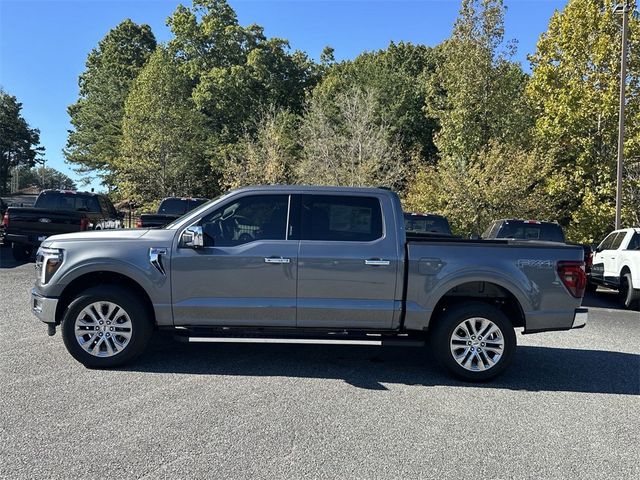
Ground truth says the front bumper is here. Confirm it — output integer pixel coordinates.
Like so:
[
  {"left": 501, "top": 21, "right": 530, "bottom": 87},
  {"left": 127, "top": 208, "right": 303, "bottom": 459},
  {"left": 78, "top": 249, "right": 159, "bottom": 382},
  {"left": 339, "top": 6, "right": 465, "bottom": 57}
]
[
  {"left": 571, "top": 307, "right": 588, "bottom": 329},
  {"left": 31, "top": 289, "right": 58, "bottom": 324}
]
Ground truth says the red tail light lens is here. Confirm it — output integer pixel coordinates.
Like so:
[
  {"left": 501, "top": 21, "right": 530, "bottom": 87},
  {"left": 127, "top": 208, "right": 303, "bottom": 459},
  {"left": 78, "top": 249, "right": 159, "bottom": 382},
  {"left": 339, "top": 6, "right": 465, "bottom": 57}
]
[
  {"left": 135, "top": 218, "right": 142, "bottom": 228},
  {"left": 2, "top": 212, "right": 8, "bottom": 228},
  {"left": 557, "top": 261, "right": 586, "bottom": 298},
  {"left": 80, "top": 218, "right": 89, "bottom": 231},
  {"left": 586, "top": 251, "right": 593, "bottom": 267}
]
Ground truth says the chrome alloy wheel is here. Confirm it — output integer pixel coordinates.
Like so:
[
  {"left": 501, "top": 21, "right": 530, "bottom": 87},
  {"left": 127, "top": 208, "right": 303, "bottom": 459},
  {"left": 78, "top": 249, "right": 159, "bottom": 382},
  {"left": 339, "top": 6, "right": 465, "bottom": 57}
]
[
  {"left": 74, "top": 302, "right": 133, "bottom": 357},
  {"left": 449, "top": 317, "right": 505, "bottom": 372}
]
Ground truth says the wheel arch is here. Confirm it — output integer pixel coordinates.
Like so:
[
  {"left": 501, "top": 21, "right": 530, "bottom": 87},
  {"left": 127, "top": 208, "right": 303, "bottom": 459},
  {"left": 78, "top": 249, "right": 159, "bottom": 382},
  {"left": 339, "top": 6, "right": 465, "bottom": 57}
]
[
  {"left": 428, "top": 280, "right": 526, "bottom": 330},
  {"left": 55, "top": 271, "right": 156, "bottom": 327}
]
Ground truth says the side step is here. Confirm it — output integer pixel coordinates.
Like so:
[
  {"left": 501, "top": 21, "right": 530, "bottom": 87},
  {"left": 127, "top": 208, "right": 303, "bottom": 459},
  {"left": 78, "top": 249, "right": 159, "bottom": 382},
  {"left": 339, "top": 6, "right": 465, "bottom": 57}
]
[{"left": 173, "top": 329, "right": 426, "bottom": 347}]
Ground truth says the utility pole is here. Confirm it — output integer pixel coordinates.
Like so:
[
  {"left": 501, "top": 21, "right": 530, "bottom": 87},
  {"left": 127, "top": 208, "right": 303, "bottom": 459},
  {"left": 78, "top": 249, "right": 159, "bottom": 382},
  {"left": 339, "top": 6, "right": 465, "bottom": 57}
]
[{"left": 614, "top": 1, "right": 630, "bottom": 230}]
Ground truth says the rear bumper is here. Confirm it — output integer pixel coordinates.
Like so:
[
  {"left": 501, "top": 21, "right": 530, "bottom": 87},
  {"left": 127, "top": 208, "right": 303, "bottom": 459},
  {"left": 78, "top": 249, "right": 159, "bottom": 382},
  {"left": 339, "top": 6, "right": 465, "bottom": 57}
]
[
  {"left": 31, "top": 289, "right": 58, "bottom": 324},
  {"left": 524, "top": 307, "right": 588, "bottom": 334},
  {"left": 5, "top": 233, "right": 42, "bottom": 247}
]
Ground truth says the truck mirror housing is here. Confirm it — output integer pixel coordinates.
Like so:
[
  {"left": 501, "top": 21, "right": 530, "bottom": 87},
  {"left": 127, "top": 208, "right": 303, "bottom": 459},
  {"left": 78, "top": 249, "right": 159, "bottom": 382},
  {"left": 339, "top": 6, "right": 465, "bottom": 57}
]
[{"left": 181, "top": 225, "right": 205, "bottom": 248}]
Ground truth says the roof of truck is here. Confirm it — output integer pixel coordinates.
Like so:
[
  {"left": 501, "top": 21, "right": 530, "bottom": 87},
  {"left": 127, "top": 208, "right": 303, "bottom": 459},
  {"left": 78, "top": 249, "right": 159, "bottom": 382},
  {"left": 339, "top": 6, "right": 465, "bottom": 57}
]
[{"left": 232, "top": 185, "right": 396, "bottom": 194}]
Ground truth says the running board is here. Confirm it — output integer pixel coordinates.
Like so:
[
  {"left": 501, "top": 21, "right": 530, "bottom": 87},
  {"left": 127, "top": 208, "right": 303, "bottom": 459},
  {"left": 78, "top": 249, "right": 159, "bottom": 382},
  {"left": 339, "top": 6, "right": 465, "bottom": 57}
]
[{"left": 188, "top": 337, "right": 383, "bottom": 346}]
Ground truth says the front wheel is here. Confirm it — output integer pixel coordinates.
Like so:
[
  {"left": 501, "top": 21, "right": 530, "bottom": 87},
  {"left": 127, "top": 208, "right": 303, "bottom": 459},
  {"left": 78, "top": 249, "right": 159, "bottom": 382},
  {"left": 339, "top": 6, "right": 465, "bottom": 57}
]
[
  {"left": 61, "top": 285, "right": 153, "bottom": 368},
  {"left": 431, "top": 302, "right": 516, "bottom": 381}
]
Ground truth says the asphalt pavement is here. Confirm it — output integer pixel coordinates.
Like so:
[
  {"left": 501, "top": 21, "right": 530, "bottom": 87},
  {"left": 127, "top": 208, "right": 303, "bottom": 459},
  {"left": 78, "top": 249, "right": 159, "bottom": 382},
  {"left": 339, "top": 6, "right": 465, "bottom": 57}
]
[{"left": 1, "top": 246, "right": 638, "bottom": 479}]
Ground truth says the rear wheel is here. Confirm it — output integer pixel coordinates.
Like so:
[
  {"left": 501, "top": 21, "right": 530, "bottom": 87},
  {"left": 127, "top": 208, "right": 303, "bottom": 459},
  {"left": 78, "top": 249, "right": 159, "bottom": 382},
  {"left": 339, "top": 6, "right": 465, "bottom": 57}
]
[
  {"left": 61, "top": 285, "right": 153, "bottom": 368},
  {"left": 431, "top": 302, "right": 516, "bottom": 381},
  {"left": 11, "top": 243, "right": 32, "bottom": 261},
  {"left": 619, "top": 272, "right": 640, "bottom": 310}
]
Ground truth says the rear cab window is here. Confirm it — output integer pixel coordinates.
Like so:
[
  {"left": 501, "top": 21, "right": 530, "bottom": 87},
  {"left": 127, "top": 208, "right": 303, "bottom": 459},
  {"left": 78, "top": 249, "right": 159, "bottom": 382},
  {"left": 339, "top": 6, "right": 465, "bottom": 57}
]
[
  {"left": 496, "top": 221, "right": 565, "bottom": 243},
  {"left": 301, "top": 195, "right": 383, "bottom": 242},
  {"left": 35, "top": 192, "right": 100, "bottom": 212}
]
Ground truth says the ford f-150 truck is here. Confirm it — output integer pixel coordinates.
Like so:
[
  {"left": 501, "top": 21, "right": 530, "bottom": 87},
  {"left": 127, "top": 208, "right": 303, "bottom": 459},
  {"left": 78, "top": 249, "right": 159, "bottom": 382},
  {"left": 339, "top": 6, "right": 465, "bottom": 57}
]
[
  {"left": 30, "top": 186, "right": 588, "bottom": 381},
  {"left": 590, "top": 228, "right": 640, "bottom": 309}
]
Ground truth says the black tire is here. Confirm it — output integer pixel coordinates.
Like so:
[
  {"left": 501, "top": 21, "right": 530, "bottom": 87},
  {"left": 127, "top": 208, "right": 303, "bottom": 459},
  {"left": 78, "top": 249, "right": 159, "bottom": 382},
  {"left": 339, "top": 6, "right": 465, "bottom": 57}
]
[
  {"left": 619, "top": 272, "right": 640, "bottom": 310},
  {"left": 11, "top": 243, "right": 32, "bottom": 261},
  {"left": 61, "top": 285, "right": 153, "bottom": 368},
  {"left": 430, "top": 302, "right": 516, "bottom": 381}
]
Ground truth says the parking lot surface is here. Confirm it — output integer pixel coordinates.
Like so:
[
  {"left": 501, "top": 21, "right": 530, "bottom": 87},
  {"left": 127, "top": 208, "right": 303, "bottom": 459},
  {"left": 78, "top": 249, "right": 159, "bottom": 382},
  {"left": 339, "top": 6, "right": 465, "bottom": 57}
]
[{"left": 1, "top": 246, "right": 638, "bottom": 479}]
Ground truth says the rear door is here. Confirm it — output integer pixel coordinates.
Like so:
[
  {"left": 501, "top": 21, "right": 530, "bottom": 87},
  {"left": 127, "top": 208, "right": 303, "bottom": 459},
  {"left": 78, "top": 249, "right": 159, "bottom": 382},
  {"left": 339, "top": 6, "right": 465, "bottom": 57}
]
[
  {"left": 296, "top": 193, "right": 400, "bottom": 329},
  {"left": 604, "top": 231, "right": 627, "bottom": 283},
  {"left": 171, "top": 193, "right": 299, "bottom": 327}
]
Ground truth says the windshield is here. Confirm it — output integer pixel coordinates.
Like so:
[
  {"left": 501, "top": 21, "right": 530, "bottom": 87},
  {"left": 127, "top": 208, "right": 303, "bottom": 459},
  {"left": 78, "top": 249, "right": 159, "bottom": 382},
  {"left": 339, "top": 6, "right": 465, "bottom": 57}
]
[{"left": 496, "top": 221, "right": 565, "bottom": 242}]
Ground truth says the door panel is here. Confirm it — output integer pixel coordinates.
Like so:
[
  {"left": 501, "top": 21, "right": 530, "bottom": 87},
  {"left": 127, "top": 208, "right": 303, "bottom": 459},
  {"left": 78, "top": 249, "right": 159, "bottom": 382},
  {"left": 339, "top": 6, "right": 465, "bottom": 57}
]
[
  {"left": 171, "top": 241, "right": 298, "bottom": 326},
  {"left": 171, "top": 194, "right": 298, "bottom": 326},
  {"left": 296, "top": 194, "right": 400, "bottom": 329}
]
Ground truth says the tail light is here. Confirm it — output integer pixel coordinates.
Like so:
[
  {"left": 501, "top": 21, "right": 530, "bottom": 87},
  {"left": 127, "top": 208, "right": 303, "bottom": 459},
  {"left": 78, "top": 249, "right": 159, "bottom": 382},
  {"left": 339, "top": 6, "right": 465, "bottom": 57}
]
[
  {"left": 135, "top": 217, "right": 142, "bottom": 228},
  {"left": 80, "top": 217, "right": 89, "bottom": 231},
  {"left": 557, "top": 261, "right": 587, "bottom": 298},
  {"left": 2, "top": 212, "right": 8, "bottom": 228}
]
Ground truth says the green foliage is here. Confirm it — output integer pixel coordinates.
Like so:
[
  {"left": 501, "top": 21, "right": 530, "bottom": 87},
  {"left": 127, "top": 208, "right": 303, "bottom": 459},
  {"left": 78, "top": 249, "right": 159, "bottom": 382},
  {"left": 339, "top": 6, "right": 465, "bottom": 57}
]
[
  {"left": 528, "top": 0, "right": 640, "bottom": 242},
  {"left": 313, "top": 42, "right": 438, "bottom": 164},
  {"left": 221, "top": 108, "right": 300, "bottom": 190},
  {"left": 425, "top": 0, "right": 532, "bottom": 164},
  {"left": 117, "top": 48, "right": 211, "bottom": 208},
  {"left": 13, "top": 165, "right": 76, "bottom": 191},
  {"left": 65, "top": 19, "right": 157, "bottom": 184},
  {"left": 0, "top": 89, "right": 44, "bottom": 194},
  {"left": 169, "top": 0, "right": 319, "bottom": 146},
  {"left": 404, "top": 143, "right": 552, "bottom": 235},
  {"left": 298, "top": 87, "right": 405, "bottom": 189}
]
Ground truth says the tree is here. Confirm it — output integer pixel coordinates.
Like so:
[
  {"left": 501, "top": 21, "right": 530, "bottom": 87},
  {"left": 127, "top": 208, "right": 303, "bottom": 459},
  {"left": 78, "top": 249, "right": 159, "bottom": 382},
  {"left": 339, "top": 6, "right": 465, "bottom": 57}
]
[
  {"left": 65, "top": 19, "right": 156, "bottom": 185},
  {"left": 298, "top": 87, "right": 405, "bottom": 189},
  {"left": 13, "top": 165, "right": 76, "bottom": 191},
  {"left": 221, "top": 108, "right": 300, "bottom": 190},
  {"left": 527, "top": 0, "right": 640, "bottom": 242},
  {"left": 313, "top": 42, "right": 438, "bottom": 167},
  {"left": 404, "top": 143, "right": 552, "bottom": 235},
  {"left": 0, "top": 89, "right": 44, "bottom": 194},
  {"left": 168, "top": 0, "right": 319, "bottom": 149},
  {"left": 117, "top": 48, "right": 211, "bottom": 208},
  {"left": 425, "top": 0, "right": 532, "bottom": 164}
]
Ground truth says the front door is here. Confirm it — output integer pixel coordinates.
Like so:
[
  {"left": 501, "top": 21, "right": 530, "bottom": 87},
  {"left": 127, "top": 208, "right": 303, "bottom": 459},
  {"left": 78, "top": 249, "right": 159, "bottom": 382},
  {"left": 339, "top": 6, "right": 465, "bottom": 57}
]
[
  {"left": 296, "top": 193, "right": 400, "bottom": 329},
  {"left": 171, "top": 194, "right": 298, "bottom": 327}
]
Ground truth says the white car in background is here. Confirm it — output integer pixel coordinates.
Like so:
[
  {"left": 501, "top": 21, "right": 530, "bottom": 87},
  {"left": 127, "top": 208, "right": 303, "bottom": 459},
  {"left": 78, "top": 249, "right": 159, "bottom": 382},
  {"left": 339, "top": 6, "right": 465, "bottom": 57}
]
[{"left": 590, "top": 228, "right": 640, "bottom": 309}]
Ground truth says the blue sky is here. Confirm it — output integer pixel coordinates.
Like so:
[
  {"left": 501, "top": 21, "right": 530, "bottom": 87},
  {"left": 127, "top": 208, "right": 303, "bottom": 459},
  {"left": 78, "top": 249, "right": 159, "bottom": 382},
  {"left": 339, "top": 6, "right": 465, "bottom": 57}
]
[{"left": 0, "top": 0, "right": 566, "bottom": 192}]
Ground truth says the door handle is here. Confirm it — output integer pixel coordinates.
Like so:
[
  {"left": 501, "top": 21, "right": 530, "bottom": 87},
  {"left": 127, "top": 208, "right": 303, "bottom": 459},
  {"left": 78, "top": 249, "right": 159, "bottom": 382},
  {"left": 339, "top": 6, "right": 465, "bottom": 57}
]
[
  {"left": 364, "top": 259, "right": 391, "bottom": 266},
  {"left": 264, "top": 257, "right": 291, "bottom": 264}
]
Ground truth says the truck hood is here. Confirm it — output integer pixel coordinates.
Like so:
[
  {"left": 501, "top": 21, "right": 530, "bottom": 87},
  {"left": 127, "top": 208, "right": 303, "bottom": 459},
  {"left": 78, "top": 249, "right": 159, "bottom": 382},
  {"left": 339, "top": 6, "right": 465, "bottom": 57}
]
[{"left": 42, "top": 229, "right": 151, "bottom": 245}]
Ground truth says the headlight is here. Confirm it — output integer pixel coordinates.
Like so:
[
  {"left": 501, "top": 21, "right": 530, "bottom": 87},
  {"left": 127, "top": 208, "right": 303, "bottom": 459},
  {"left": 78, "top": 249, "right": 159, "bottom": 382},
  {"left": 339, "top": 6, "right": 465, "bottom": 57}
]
[{"left": 35, "top": 247, "right": 64, "bottom": 285}]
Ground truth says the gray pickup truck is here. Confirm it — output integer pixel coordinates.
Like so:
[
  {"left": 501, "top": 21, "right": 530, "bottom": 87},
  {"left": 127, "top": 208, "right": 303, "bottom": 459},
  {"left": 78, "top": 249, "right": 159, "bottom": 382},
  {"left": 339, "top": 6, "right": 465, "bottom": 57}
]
[{"left": 31, "top": 186, "right": 588, "bottom": 381}]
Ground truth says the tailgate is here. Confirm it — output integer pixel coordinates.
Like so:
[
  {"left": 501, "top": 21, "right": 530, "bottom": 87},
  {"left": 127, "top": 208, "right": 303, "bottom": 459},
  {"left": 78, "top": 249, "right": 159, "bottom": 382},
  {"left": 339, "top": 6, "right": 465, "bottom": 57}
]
[{"left": 8, "top": 208, "right": 83, "bottom": 240}]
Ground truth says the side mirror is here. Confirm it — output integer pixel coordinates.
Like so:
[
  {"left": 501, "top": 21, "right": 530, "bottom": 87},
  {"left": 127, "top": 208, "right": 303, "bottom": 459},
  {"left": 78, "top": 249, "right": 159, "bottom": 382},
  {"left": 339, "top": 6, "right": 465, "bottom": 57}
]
[{"left": 181, "top": 225, "right": 204, "bottom": 248}]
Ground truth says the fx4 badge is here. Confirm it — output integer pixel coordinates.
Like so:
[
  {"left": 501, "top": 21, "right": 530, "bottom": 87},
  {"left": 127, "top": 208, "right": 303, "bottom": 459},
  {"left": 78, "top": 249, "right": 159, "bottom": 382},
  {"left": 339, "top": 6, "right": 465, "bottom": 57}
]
[{"left": 517, "top": 259, "right": 554, "bottom": 269}]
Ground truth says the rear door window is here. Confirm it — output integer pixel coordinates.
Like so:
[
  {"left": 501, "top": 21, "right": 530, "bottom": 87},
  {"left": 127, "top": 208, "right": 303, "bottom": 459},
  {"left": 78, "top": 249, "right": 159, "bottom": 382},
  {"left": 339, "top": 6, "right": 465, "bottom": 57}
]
[
  {"left": 301, "top": 195, "right": 383, "bottom": 242},
  {"left": 598, "top": 233, "right": 617, "bottom": 251}
]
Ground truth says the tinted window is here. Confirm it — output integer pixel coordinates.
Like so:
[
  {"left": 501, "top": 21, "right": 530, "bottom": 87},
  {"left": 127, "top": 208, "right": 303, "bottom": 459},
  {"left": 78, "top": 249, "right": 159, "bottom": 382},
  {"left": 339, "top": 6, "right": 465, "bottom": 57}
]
[
  {"left": 599, "top": 233, "right": 617, "bottom": 250},
  {"left": 627, "top": 233, "right": 640, "bottom": 250},
  {"left": 610, "top": 232, "right": 626, "bottom": 250},
  {"left": 36, "top": 192, "right": 100, "bottom": 212},
  {"left": 496, "top": 221, "right": 565, "bottom": 242},
  {"left": 404, "top": 214, "right": 451, "bottom": 235},
  {"left": 301, "top": 195, "right": 383, "bottom": 242},
  {"left": 159, "top": 198, "right": 189, "bottom": 215},
  {"left": 200, "top": 194, "right": 289, "bottom": 247},
  {"left": 188, "top": 199, "right": 208, "bottom": 211}
]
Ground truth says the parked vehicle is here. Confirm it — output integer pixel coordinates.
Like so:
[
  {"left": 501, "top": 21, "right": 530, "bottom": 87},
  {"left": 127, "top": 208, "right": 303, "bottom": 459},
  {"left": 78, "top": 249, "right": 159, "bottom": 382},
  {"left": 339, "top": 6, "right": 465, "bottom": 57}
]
[
  {"left": 136, "top": 197, "right": 209, "bottom": 229},
  {"left": 404, "top": 212, "right": 453, "bottom": 236},
  {"left": 590, "top": 228, "right": 640, "bottom": 309},
  {"left": 3, "top": 190, "right": 122, "bottom": 261},
  {"left": 483, "top": 219, "right": 593, "bottom": 277},
  {"left": 31, "top": 186, "right": 587, "bottom": 381}
]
